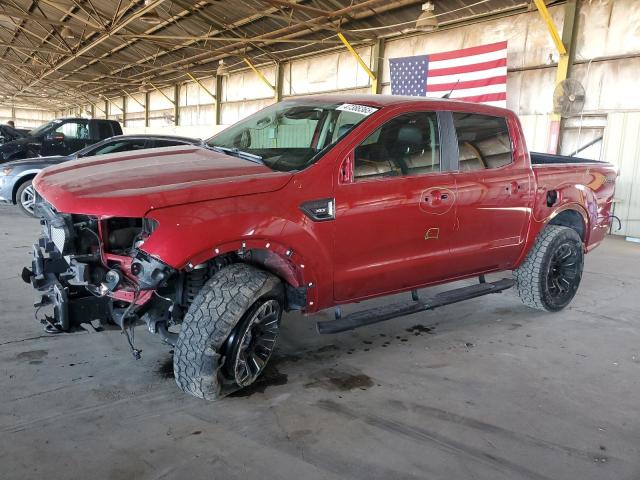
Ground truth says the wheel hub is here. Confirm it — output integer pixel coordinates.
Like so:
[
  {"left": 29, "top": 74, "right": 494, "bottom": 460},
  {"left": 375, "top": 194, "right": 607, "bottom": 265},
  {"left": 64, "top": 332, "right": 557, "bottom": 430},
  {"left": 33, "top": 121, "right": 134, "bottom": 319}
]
[
  {"left": 232, "top": 299, "right": 280, "bottom": 387},
  {"left": 547, "top": 242, "right": 580, "bottom": 301},
  {"left": 20, "top": 184, "right": 36, "bottom": 214}
]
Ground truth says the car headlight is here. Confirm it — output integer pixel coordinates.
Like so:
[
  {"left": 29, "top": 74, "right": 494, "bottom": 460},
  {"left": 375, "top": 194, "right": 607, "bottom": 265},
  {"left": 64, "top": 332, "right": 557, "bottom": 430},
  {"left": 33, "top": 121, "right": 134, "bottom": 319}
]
[{"left": 2, "top": 167, "right": 13, "bottom": 176}]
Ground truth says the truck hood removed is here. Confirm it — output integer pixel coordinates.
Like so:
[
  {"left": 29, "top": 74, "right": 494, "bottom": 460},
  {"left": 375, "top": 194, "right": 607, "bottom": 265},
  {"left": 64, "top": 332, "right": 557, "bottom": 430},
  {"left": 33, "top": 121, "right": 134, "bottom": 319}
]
[{"left": 33, "top": 145, "right": 293, "bottom": 217}]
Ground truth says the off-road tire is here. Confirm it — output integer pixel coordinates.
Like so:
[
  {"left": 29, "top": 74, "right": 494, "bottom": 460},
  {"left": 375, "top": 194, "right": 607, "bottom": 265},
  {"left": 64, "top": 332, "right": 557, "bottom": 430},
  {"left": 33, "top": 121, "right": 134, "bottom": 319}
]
[
  {"left": 173, "top": 263, "right": 283, "bottom": 400},
  {"left": 16, "top": 179, "right": 36, "bottom": 217},
  {"left": 514, "top": 225, "right": 584, "bottom": 312}
]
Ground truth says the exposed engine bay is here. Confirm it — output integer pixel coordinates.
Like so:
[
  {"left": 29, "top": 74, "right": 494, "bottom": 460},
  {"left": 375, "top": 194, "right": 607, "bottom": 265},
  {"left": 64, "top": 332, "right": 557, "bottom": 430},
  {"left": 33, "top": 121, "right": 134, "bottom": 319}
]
[{"left": 23, "top": 196, "right": 232, "bottom": 357}]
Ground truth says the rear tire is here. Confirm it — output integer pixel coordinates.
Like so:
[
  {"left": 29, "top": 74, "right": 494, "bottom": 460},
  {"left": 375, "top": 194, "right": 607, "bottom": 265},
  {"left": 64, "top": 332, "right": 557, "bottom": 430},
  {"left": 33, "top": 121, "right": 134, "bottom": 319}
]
[
  {"left": 16, "top": 179, "right": 36, "bottom": 217},
  {"left": 514, "top": 225, "right": 584, "bottom": 312},
  {"left": 173, "top": 263, "right": 283, "bottom": 400}
]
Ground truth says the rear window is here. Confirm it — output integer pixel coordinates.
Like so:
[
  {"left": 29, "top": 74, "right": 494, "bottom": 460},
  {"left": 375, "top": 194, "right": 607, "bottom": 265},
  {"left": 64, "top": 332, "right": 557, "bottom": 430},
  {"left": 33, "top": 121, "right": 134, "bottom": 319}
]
[{"left": 452, "top": 113, "right": 512, "bottom": 171}]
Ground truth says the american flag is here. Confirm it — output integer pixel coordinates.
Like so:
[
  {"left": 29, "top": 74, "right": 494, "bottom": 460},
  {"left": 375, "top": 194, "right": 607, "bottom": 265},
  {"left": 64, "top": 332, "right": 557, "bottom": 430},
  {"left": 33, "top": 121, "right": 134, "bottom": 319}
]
[{"left": 389, "top": 41, "right": 508, "bottom": 107}]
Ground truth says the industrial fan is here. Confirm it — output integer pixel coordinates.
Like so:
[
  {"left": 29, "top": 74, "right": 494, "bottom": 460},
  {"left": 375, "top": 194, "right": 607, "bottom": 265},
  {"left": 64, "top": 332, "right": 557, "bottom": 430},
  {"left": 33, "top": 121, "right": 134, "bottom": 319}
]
[{"left": 553, "top": 78, "right": 586, "bottom": 118}]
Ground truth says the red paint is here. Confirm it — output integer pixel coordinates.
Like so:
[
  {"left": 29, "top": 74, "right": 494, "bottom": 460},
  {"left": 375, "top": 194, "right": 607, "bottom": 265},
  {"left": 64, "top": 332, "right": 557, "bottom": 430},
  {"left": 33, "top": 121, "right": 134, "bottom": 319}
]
[
  {"left": 428, "top": 41, "right": 508, "bottom": 61},
  {"left": 426, "top": 75, "right": 507, "bottom": 93},
  {"left": 33, "top": 95, "right": 617, "bottom": 314}
]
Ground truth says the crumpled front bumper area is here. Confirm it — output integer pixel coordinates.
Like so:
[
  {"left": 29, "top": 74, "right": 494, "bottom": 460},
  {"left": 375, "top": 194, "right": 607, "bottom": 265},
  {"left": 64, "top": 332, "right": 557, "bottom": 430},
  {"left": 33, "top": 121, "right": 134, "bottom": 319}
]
[{"left": 23, "top": 238, "right": 112, "bottom": 333}]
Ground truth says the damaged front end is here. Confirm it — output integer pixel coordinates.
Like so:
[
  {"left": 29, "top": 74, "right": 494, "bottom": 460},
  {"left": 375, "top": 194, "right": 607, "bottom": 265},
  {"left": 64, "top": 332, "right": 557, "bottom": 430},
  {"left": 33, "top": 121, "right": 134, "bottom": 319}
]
[{"left": 23, "top": 194, "right": 174, "bottom": 354}]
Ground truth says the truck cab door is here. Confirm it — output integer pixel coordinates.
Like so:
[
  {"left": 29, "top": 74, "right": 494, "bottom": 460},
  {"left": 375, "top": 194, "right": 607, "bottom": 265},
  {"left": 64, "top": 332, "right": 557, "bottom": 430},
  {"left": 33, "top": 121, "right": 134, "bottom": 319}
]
[
  {"left": 446, "top": 112, "right": 533, "bottom": 276},
  {"left": 332, "top": 111, "right": 457, "bottom": 302},
  {"left": 44, "top": 120, "right": 90, "bottom": 156}
]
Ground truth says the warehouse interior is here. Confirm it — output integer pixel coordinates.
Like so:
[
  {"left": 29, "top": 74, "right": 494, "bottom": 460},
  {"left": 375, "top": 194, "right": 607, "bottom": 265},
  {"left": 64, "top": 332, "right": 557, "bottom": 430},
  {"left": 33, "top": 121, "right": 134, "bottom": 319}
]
[{"left": 0, "top": 1, "right": 639, "bottom": 479}]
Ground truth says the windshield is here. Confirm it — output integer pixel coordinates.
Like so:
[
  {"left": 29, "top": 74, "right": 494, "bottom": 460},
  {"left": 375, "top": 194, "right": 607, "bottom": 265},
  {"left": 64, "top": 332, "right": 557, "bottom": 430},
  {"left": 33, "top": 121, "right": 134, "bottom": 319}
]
[
  {"left": 205, "top": 100, "right": 378, "bottom": 172},
  {"left": 29, "top": 119, "right": 62, "bottom": 138}
]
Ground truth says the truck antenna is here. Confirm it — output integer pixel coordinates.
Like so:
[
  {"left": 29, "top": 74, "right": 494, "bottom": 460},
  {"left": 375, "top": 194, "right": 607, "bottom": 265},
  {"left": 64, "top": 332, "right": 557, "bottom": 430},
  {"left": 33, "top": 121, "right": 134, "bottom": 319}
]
[{"left": 442, "top": 79, "right": 460, "bottom": 99}]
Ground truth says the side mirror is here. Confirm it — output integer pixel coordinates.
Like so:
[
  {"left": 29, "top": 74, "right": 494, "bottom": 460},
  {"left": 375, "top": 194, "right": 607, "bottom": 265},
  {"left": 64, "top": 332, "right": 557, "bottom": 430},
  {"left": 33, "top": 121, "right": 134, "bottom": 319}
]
[{"left": 46, "top": 132, "right": 65, "bottom": 142}]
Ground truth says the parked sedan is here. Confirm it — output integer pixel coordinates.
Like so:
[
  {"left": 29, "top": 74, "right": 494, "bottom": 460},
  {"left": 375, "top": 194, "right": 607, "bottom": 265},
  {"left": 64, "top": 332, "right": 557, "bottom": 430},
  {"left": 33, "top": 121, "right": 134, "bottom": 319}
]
[{"left": 0, "top": 134, "right": 202, "bottom": 216}]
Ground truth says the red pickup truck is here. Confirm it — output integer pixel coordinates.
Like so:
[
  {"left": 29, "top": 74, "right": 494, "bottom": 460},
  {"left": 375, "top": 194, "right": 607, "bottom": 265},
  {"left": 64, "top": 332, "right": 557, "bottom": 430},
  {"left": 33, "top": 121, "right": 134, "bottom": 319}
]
[{"left": 25, "top": 95, "right": 617, "bottom": 399}]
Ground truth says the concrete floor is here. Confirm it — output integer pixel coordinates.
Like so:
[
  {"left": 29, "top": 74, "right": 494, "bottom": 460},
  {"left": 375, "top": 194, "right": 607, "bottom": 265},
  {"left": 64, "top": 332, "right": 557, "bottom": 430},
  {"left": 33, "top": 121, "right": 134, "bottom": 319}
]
[{"left": 0, "top": 204, "right": 639, "bottom": 480}]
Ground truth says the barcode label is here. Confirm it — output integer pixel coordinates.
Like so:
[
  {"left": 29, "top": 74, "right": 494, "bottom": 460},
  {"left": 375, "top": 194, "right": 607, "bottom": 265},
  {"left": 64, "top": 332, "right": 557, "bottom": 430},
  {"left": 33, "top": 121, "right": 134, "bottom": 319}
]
[{"left": 336, "top": 104, "right": 379, "bottom": 116}]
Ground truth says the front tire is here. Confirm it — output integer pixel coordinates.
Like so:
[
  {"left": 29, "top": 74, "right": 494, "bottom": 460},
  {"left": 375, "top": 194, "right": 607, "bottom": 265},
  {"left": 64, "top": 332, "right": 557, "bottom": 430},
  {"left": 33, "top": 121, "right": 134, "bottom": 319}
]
[
  {"left": 173, "top": 264, "right": 283, "bottom": 400},
  {"left": 514, "top": 225, "right": 584, "bottom": 312},
  {"left": 16, "top": 179, "right": 36, "bottom": 217}
]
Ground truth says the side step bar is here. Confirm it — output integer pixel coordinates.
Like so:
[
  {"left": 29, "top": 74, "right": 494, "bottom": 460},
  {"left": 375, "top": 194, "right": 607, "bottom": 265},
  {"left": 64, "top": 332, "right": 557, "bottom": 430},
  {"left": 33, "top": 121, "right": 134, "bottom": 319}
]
[{"left": 317, "top": 278, "right": 514, "bottom": 334}]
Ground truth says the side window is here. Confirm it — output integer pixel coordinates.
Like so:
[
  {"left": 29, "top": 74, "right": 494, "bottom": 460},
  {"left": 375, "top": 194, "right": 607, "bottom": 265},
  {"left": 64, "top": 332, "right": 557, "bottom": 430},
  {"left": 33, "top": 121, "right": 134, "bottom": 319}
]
[
  {"left": 55, "top": 121, "right": 89, "bottom": 140},
  {"left": 96, "top": 121, "right": 113, "bottom": 139},
  {"left": 354, "top": 112, "right": 440, "bottom": 180},
  {"left": 86, "top": 139, "right": 147, "bottom": 157},
  {"left": 452, "top": 113, "right": 512, "bottom": 171}
]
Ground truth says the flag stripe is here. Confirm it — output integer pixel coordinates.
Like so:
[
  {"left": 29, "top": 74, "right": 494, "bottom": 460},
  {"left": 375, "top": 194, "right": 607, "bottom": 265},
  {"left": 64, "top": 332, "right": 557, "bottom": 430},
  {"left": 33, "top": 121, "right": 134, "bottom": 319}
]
[
  {"left": 482, "top": 100, "right": 508, "bottom": 108},
  {"left": 425, "top": 66, "right": 508, "bottom": 86},
  {"left": 428, "top": 58, "right": 507, "bottom": 77},
  {"left": 486, "top": 102, "right": 507, "bottom": 108},
  {"left": 426, "top": 75, "right": 507, "bottom": 93},
  {"left": 428, "top": 41, "right": 508, "bottom": 61},
  {"left": 427, "top": 48, "right": 507, "bottom": 70},
  {"left": 453, "top": 92, "right": 507, "bottom": 103},
  {"left": 439, "top": 83, "right": 507, "bottom": 99}
]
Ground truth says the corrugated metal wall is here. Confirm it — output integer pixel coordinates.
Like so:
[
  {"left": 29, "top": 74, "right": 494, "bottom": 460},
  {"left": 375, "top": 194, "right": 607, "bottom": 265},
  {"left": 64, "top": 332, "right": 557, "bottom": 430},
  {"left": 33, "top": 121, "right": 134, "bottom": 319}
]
[{"left": 603, "top": 112, "right": 640, "bottom": 238}]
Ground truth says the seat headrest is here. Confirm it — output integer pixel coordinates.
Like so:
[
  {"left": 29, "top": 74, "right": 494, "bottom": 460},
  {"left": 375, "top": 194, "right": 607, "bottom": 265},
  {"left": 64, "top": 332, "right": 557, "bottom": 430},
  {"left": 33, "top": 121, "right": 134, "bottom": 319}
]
[
  {"left": 397, "top": 126, "right": 423, "bottom": 145},
  {"left": 337, "top": 123, "right": 355, "bottom": 138}
]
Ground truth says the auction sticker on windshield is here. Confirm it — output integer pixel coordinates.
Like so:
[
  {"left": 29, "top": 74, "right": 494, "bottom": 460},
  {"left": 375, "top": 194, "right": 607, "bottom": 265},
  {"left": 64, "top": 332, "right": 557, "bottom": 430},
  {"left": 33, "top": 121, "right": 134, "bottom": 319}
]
[{"left": 336, "top": 104, "right": 379, "bottom": 116}]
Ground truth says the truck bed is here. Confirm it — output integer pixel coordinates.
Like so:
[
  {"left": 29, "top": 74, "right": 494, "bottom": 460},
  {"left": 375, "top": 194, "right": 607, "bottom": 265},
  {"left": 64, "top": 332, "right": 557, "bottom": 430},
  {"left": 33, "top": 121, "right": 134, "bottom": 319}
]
[
  {"left": 531, "top": 155, "right": 617, "bottom": 251},
  {"left": 530, "top": 152, "right": 606, "bottom": 165}
]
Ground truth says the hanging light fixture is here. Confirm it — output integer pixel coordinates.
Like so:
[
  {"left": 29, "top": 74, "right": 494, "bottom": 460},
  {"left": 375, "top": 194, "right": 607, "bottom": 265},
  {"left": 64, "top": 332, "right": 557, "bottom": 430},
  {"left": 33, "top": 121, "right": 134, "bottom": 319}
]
[
  {"left": 415, "top": 2, "right": 438, "bottom": 32},
  {"left": 140, "top": 0, "right": 162, "bottom": 24},
  {"left": 60, "top": 26, "right": 75, "bottom": 39},
  {"left": 216, "top": 59, "right": 229, "bottom": 76}
]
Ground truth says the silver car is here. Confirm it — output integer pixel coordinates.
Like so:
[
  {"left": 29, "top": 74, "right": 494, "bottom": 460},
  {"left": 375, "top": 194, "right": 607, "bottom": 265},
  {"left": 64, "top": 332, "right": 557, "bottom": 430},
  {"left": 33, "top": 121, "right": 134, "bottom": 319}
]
[{"left": 0, "top": 134, "right": 202, "bottom": 216}]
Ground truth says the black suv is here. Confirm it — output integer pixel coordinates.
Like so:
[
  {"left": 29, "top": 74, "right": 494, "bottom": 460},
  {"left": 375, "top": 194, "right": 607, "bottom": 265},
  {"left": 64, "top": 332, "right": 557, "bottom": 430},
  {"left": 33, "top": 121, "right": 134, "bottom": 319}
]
[{"left": 0, "top": 118, "right": 122, "bottom": 163}]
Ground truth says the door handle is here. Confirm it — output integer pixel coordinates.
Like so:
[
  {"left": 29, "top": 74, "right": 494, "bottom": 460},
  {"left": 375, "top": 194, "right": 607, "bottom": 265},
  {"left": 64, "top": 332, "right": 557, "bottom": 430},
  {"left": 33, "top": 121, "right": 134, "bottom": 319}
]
[
  {"left": 425, "top": 191, "right": 449, "bottom": 202},
  {"left": 507, "top": 181, "right": 520, "bottom": 195}
]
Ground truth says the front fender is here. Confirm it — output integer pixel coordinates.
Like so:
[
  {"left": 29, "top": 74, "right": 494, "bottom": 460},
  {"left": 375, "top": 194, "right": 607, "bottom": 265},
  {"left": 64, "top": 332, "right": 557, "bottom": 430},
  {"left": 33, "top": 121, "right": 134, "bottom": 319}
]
[{"left": 140, "top": 194, "right": 334, "bottom": 312}]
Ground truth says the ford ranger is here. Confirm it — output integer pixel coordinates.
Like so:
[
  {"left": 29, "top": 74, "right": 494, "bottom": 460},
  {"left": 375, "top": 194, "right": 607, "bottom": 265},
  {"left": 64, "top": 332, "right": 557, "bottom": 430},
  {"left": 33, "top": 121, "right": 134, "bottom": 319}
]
[{"left": 23, "top": 95, "right": 617, "bottom": 399}]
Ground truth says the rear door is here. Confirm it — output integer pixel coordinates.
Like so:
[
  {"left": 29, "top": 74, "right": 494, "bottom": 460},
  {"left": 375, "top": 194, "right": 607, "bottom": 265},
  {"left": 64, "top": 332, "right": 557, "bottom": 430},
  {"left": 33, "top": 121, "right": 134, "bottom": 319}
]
[
  {"left": 333, "top": 110, "right": 457, "bottom": 301},
  {"left": 446, "top": 112, "right": 533, "bottom": 276}
]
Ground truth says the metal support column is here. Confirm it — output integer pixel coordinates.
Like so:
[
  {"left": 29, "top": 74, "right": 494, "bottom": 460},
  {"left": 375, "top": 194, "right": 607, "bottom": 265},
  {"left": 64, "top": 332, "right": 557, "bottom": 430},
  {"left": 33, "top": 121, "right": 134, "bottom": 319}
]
[
  {"left": 534, "top": 0, "right": 579, "bottom": 154},
  {"left": 144, "top": 92, "right": 150, "bottom": 128},
  {"left": 174, "top": 84, "right": 180, "bottom": 126},
  {"left": 122, "top": 96, "right": 127, "bottom": 126},
  {"left": 215, "top": 75, "right": 223, "bottom": 126},
  {"left": 371, "top": 38, "right": 385, "bottom": 94},
  {"left": 275, "top": 62, "right": 284, "bottom": 102}
]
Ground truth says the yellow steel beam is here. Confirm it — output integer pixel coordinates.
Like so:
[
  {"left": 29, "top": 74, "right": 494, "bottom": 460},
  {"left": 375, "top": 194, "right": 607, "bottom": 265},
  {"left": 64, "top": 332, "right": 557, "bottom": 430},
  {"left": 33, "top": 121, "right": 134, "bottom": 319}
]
[
  {"left": 242, "top": 58, "right": 276, "bottom": 92},
  {"left": 148, "top": 82, "right": 176, "bottom": 105},
  {"left": 101, "top": 95, "right": 123, "bottom": 112},
  {"left": 337, "top": 32, "right": 377, "bottom": 94},
  {"left": 533, "top": 0, "right": 567, "bottom": 55},
  {"left": 122, "top": 89, "right": 145, "bottom": 109},
  {"left": 186, "top": 72, "right": 216, "bottom": 100}
]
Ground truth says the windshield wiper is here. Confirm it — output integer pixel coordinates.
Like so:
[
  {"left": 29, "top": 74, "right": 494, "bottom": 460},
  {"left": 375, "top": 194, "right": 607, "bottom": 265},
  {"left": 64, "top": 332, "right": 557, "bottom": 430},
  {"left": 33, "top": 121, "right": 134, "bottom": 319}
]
[{"left": 206, "top": 144, "right": 264, "bottom": 165}]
